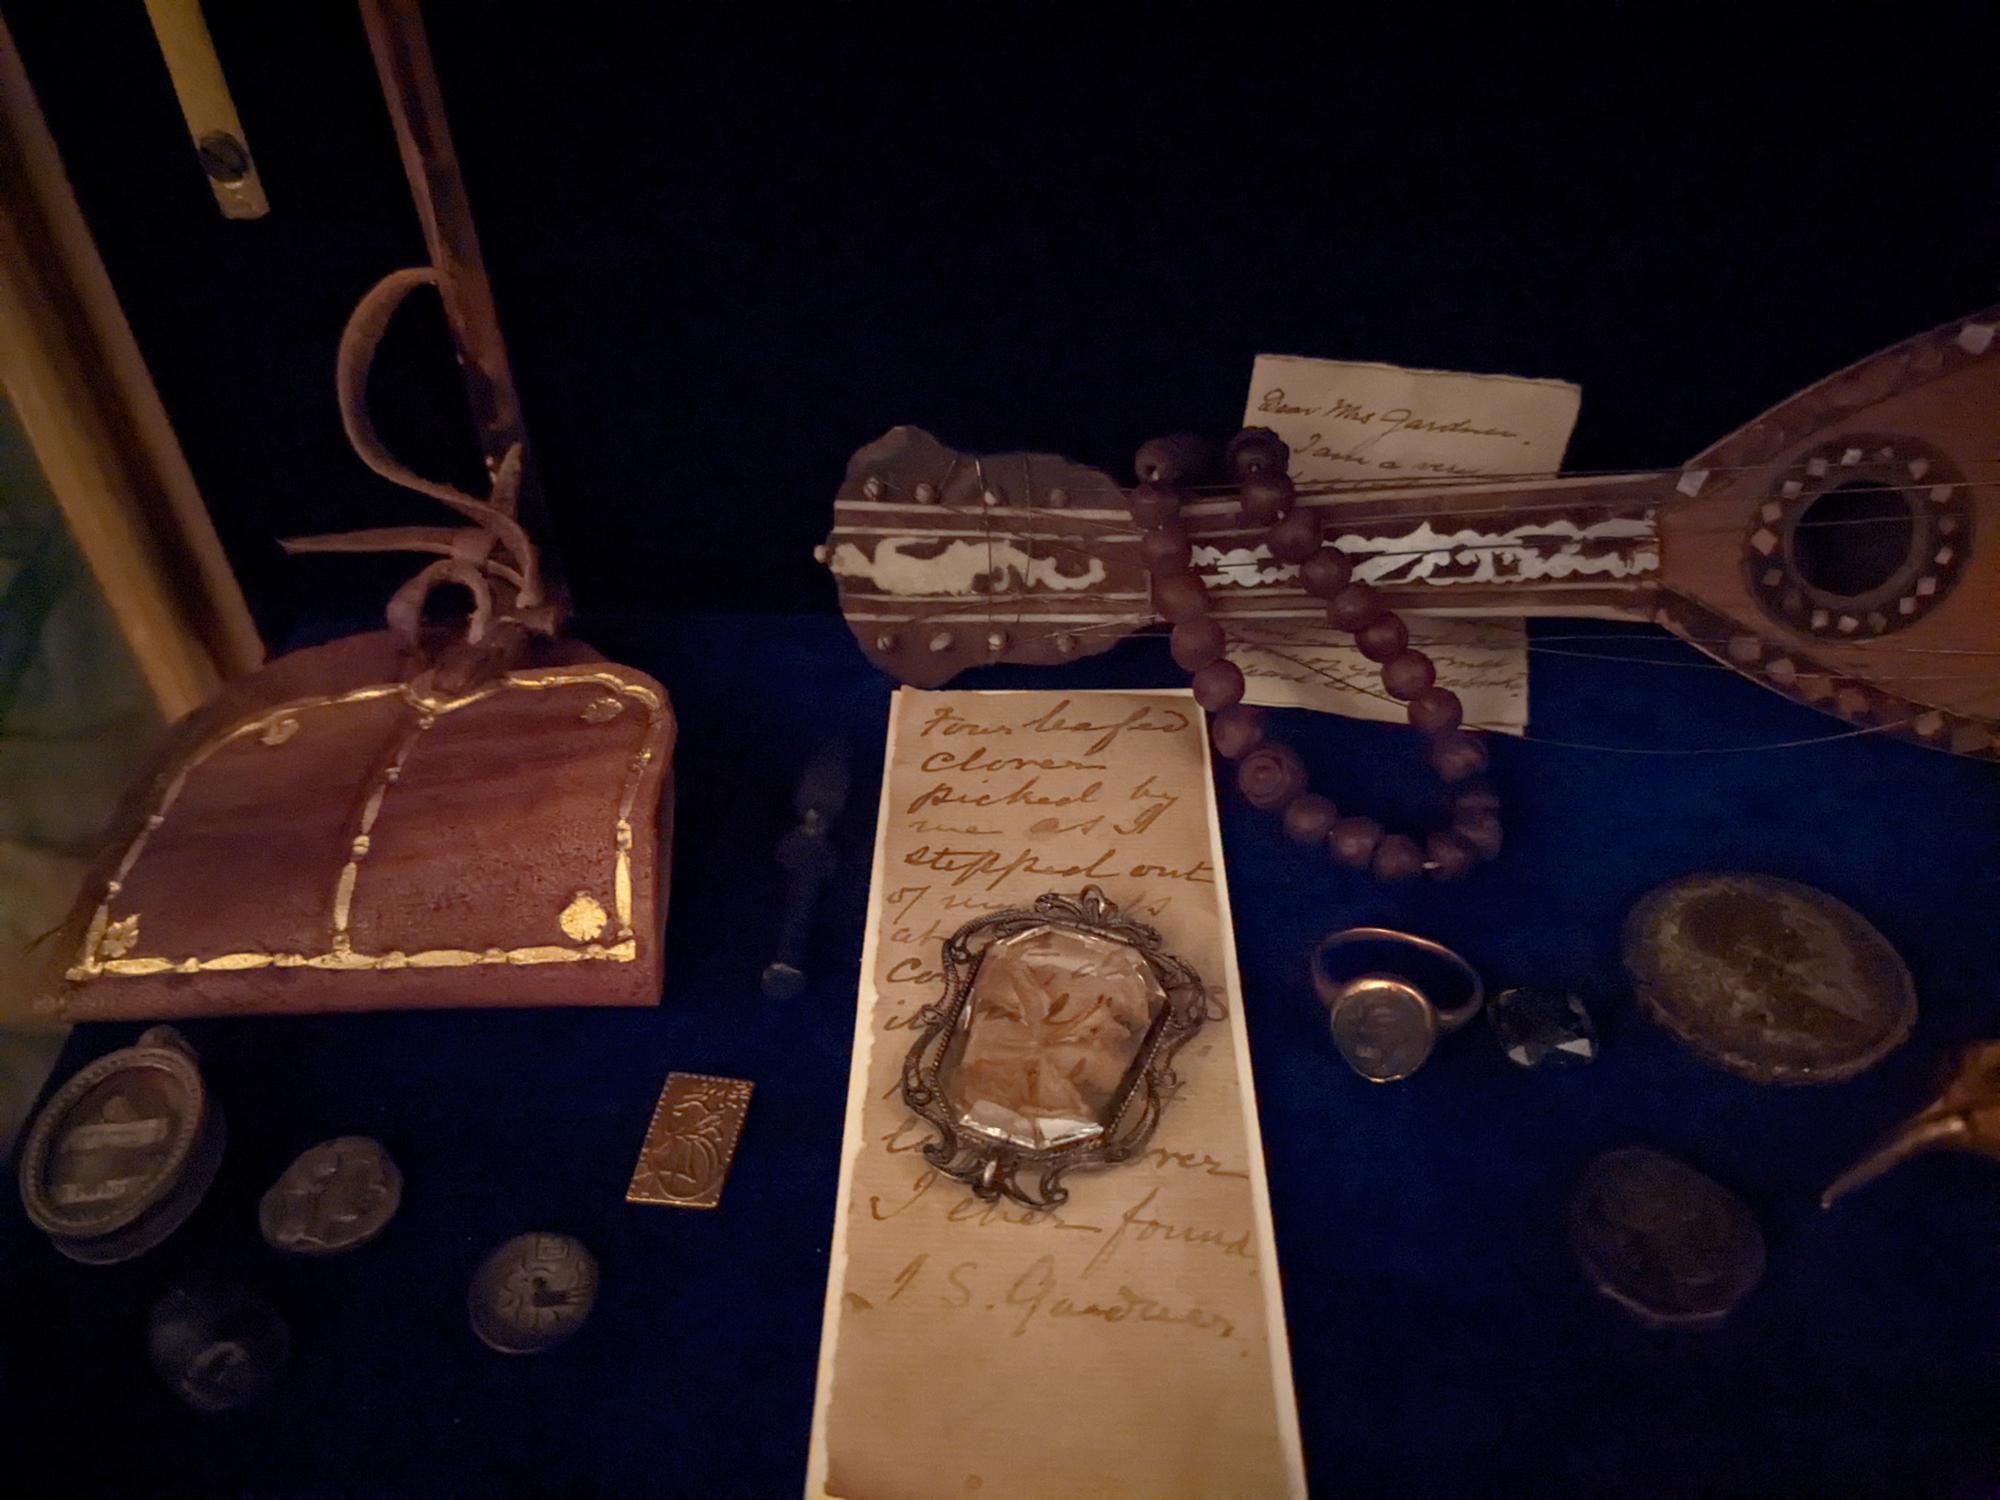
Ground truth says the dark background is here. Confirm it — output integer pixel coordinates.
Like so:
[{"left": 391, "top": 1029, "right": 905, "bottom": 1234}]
[{"left": 3, "top": 3, "right": 2000, "bottom": 1497}]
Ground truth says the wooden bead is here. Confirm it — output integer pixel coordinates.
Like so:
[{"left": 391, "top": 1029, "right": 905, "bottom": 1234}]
[
  {"left": 1235, "top": 741, "right": 1306, "bottom": 811},
  {"left": 1381, "top": 649, "right": 1436, "bottom": 700},
  {"left": 1170, "top": 616, "right": 1228, "bottom": 672},
  {"left": 1372, "top": 832, "right": 1425, "bottom": 884},
  {"left": 1134, "top": 433, "right": 1214, "bottom": 487},
  {"left": 1128, "top": 483, "right": 1182, "bottom": 531},
  {"left": 1297, "top": 547, "right": 1354, "bottom": 598},
  {"left": 1325, "top": 582, "right": 1384, "bottom": 631},
  {"left": 1452, "top": 812, "right": 1503, "bottom": 861},
  {"left": 1153, "top": 570, "right": 1210, "bottom": 623},
  {"left": 1328, "top": 816, "right": 1383, "bottom": 870},
  {"left": 1454, "top": 784, "right": 1501, "bottom": 818},
  {"left": 1239, "top": 473, "right": 1294, "bottom": 526},
  {"left": 1355, "top": 613, "right": 1409, "bottom": 663},
  {"left": 1424, "top": 830, "right": 1476, "bottom": 883},
  {"left": 1282, "top": 792, "right": 1336, "bottom": 847},
  {"left": 1225, "top": 426, "right": 1290, "bottom": 478},
  {"left": 1267, "top": 509, "right": 1322, "bottom": 565},
  {"left": 1429, "top": 730, "right": 1489, "bottom": 783},
  {"left": 1407, "top": 686, "right": 1463, "bottom": 736},
  {"left": 1191, "top": 659, "right": 1247, "bottom": 712},
  {"left": 1210, "top": 705, "right": 1265, "bottom": 759},
  {"left": 1140, "top": 525, "right": 1192, "bottom": 575}
]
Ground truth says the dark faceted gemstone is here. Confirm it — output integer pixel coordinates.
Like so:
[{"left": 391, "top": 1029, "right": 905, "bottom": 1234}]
[{"left": 1489, "top": 986, "right": 1599, "bottom": 1069}]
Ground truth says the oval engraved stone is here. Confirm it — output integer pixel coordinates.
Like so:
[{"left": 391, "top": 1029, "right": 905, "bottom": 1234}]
[
  {"left": 1569, "top": 1147, "right": 1765, "bottom": 1331},
  {"left": 1328, "top": 979, "right": 1439, "bottom": 1083},
  {"left": 469, "top": 1232, "right": 598, "bottom": 1354},
  {"left": 942, "top": 926, "right": 1168, "bottom": 1152},
  {"left": 1623, "top": 872, "right": 1915, "bottom": 1084},
  {"left": 259, "top": 1137, "right": 402, "bottom": 1255}
]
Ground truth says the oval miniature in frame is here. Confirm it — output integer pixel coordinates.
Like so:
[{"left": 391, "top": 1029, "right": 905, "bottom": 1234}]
[{"left": 899, "top": 885, "right": 1208, "bottom": 1209}]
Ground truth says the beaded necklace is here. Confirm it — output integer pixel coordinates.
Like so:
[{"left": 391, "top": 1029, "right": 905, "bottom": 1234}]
[{"left": 1129, "top": 426, "right": 1503, "bottom": 884}]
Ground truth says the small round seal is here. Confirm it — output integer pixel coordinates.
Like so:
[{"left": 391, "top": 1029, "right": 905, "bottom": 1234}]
[
  {"left": 468, "top": 1232, "right": 598, "bottom": 1354},
  {"left": 1568, "top": 1146, "right": 1765, "bottom": 1331},
  {"left": 1328, "top": 979, "right": 1441, "bottom": 1082},
  {"left": 258, "top": 1137, "right": 402, "bottom": 1255}
]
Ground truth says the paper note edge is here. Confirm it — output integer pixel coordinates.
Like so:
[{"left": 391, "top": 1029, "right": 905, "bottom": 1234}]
[
  {"left": 1248, "top": 350, "right": 1582, "bottom": 403},
  {"left": 1193, "top": 699, "right": 1310, "bottom": 1499},
  {"left": 805, "top": 687, "right": 906, "bottom": 1500}
]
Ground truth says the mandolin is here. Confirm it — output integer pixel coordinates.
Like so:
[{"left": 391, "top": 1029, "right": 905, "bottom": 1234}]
[{"left": 819, "top": 305, "right": 2000, "bottom": 760}]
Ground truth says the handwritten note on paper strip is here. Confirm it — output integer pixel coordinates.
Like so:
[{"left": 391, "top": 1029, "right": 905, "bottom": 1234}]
[
  {"left": 1234, "top": 356, "right": 1583, "bottom": 733},
  {"left": 807, "top": 689, "right": 1306, "bottom": 1500}
]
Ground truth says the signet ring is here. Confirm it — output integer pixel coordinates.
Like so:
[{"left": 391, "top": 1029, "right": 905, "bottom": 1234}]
[{"left": 1311, "top": 927, "right": 1484, "bottom": 1083}]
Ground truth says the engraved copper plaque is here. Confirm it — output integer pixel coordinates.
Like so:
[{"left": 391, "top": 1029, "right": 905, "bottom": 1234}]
[{"left": 625, "top": 1072, "right": 752, "bottom": 1210}]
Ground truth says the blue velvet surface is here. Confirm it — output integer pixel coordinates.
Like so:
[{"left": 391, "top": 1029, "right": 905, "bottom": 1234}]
[{"left": 5, "top": 611, "right": 1999, "bottom": 1498}]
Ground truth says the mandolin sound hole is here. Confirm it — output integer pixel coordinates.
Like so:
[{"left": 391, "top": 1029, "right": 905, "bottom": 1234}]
[{"left": 1789, "top": 483, "right": 1918, "bottom": 601}]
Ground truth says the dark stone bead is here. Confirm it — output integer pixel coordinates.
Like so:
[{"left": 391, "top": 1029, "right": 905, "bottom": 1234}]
[
  {"left": 1452, "top": 811, "right": 1504, "bottom": 861},
  {"left": 1235, "top": 741, "right": 1306, "bottom": 811},
  {"left": 1355, "top": 613, "right": 1409, "bottom": 663},
  {"left": 1128, "top": 482, "right": 1182, "bottom": 531},
  {"left": 1210, "top": 705, "right": 1265, "bottom": 759},
  {"left": 1267, "top": 509, "right": 1322, "bottom": 565},
  {"left": 1225, "top": 426, "right": 1290, "bottom": 478},
  {"left": 1424, "top": 830, "right": 1477, "bottom": 883},
  {"left": 1191, "top": 659, "right": 1247, "bottom": 712},
  {"left": 1430, "top": 730, "right": 1489, "bottom": 783},
  {"left": 1325, "top": 582, "right": 1384, "bottom": 632},
  {"left": 1134, "top": 433, "right": 1215, "bottom": 487},
  {"left": 1372, "top": 832, "right": 1425, "bottom": 884},
  {"left": 1153, "top": 570, "right": 1210, "bottom": 623},
  {"left": 1297, "top": 548, "right": 1354, "bottom": 598},
  {"left": 1140, "top": 526, "right": 1193, "bottom": 575},
  {"left": 1170, "top": 616, "right": 1229, "bottom": 672},
  {"left": 1239, "top": 473, "right": 1294, "bottom": 526},
  {"left": 1488, "top": 986, "right": 1598, "bottom": 1068},
  {"left": 1328, "top": 815, "right": 1383, "bottom": 869},
  {"left": 1282, "top": 792, "right": 1336, "bottom": 846},
  {"left": 1381, "top": 649, "right": 1437, "bottom": 700},
  {"left": 1407, "top": 686, "right": 1463, "bottom": 736}
]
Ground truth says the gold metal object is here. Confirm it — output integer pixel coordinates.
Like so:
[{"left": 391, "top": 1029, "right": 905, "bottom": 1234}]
[
  {"left": 52, "top": 667, "right": 666, "bottom": 996},
  {"left": 1311, "top": 928, "right": 1484, "bottom": 1082},
  {"left": 141, "top": 0, "right": 269, "bottom": 219},
  {"left": 1822, "top": 1041, "right": 2000, "bottom": 1207},
  {"left": 901, "top": 886, "right": 1208, "bottom": 1210},
  {"left": 626, "top": 1072, "right": 754, "bottom": 1210}
]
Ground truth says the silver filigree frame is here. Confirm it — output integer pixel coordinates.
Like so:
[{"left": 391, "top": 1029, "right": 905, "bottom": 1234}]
[{"left": 899, "top": 885, "right": 1208, "bottom": 1209}]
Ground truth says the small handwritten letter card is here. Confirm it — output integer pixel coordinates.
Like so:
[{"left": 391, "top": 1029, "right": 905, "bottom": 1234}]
[{"left": 807, "top": 689, "right": 1305, "bottom": 1500}]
